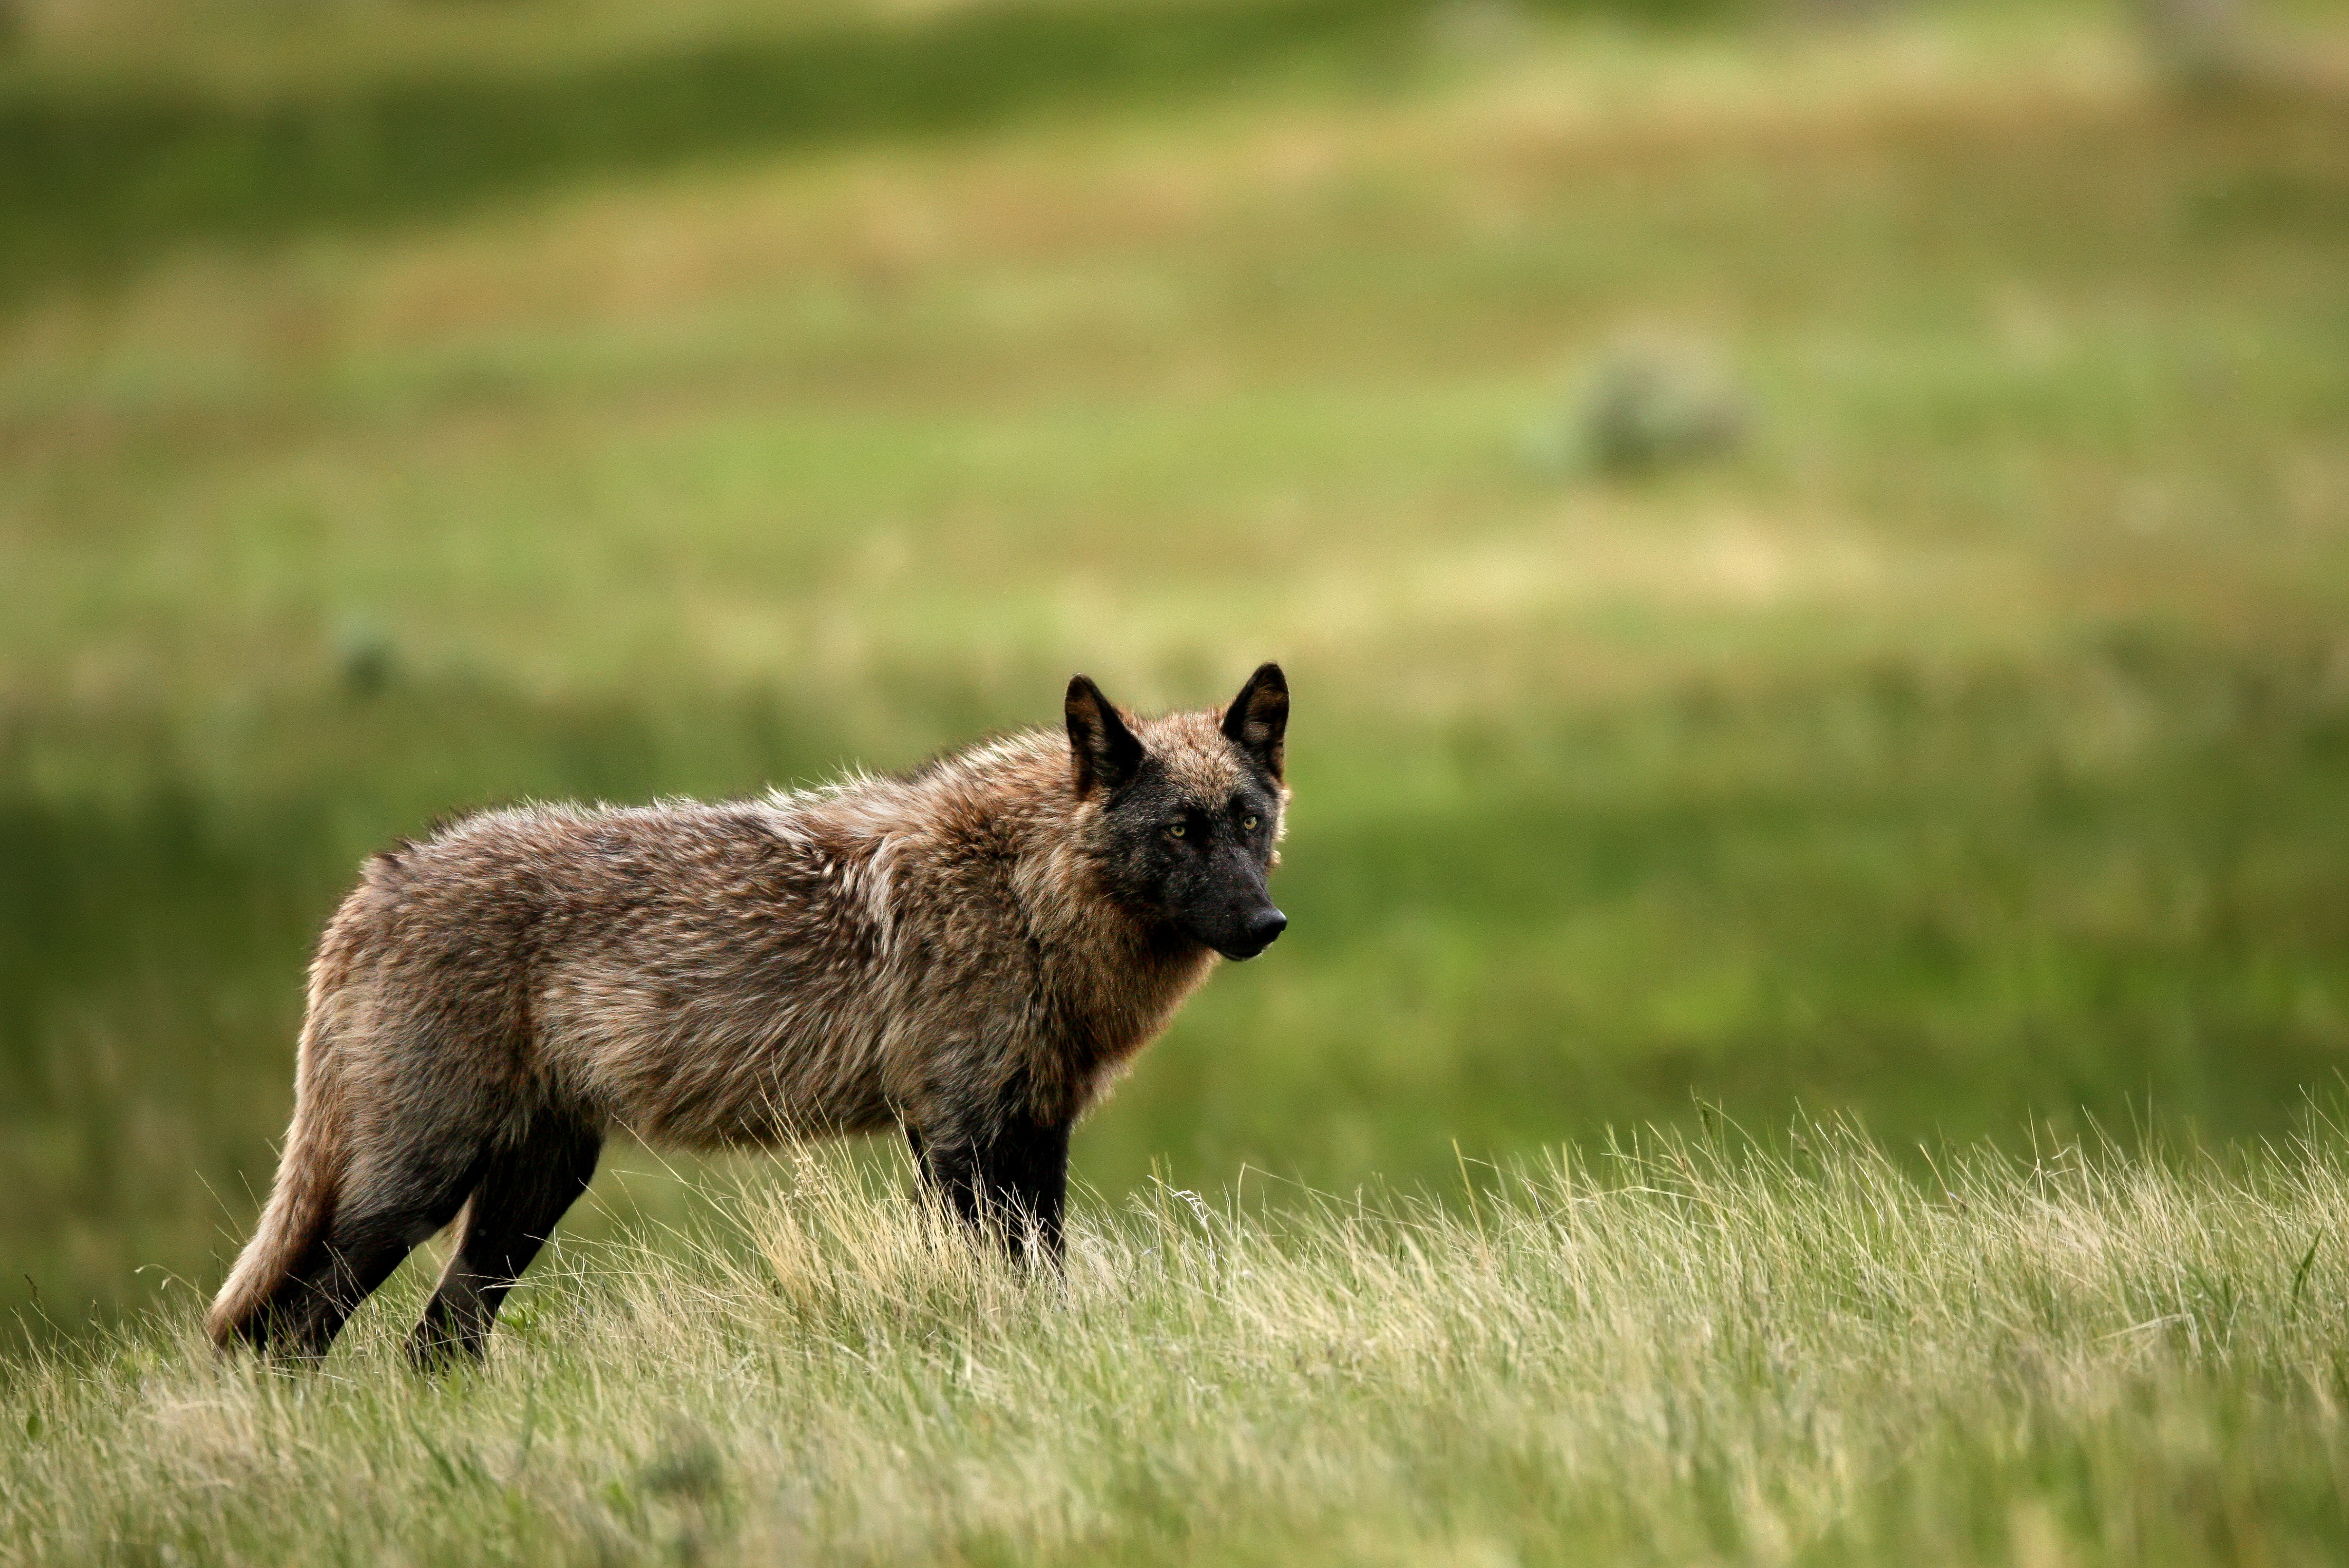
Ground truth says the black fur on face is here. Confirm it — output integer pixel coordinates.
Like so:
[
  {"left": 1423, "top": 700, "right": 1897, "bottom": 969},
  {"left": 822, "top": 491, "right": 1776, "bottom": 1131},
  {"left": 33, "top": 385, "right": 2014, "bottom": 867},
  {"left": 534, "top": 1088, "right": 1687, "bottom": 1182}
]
[{"left": 1068, "top": 668, "right": 1290, "bottom": 961}]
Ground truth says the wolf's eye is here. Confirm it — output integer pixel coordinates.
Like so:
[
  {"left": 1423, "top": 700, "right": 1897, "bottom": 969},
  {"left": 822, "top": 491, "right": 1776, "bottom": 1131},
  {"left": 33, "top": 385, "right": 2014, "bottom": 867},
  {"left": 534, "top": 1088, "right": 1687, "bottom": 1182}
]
[
  {"left": 1166, "top": 822, "right": 1187, "bottom": 839},
  {"left": 1243, "top": 815, "right": 1259, "bottom": 832}
]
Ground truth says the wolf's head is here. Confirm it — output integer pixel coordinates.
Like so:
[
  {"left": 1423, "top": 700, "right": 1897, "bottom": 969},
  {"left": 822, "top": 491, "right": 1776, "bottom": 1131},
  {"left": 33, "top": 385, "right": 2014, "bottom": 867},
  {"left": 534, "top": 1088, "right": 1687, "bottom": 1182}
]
[{"left": 1065, "top": 663, "right": 1290, "bottom": 961}]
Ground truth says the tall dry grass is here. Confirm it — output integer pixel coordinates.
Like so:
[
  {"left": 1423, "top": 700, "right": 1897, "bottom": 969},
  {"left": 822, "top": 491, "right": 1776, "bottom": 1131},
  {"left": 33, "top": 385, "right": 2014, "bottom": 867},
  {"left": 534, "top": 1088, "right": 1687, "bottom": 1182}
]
[{"left": 8, "top": 1121, "right": 2349, "bottom": 1563}]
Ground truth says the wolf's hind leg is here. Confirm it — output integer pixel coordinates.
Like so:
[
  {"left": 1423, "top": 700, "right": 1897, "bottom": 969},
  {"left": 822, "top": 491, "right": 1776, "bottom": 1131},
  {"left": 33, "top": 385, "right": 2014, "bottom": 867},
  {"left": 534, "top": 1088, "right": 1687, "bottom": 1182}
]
[
  {"left": 251, "top": 1146, "right": 482, "bottom": 1362},
  {"left": 408, "top": 1116, "right": 603, "bottom": 1368}
]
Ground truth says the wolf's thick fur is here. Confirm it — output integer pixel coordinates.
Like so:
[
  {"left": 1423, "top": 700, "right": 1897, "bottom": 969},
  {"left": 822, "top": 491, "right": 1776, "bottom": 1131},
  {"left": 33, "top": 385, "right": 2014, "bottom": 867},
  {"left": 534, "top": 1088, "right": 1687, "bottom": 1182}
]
[{"left": 208, "top": 666, "right": 1290, "bottom": 1364}]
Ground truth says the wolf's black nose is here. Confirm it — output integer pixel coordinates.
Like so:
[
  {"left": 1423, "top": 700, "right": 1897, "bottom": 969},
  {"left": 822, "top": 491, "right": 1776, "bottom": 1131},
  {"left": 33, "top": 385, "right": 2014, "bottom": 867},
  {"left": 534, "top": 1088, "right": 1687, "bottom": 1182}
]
[{"left": 1245, "top": 908, "right": 1288, "bottom": 950}]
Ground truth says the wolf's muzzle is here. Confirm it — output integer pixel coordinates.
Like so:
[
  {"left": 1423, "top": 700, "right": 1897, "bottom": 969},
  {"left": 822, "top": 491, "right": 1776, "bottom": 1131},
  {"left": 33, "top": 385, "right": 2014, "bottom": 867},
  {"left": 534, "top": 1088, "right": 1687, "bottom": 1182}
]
[{"left": 1224, "top": 907, "right": 1288, "bottom": 960}]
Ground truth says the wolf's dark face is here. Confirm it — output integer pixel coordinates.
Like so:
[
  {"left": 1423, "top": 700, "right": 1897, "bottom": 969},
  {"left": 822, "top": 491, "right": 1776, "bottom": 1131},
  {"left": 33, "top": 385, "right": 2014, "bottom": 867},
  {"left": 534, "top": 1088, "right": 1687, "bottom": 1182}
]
[
  {"left": 1111, "top": 757, "right": 1286, "bottom": 960},
  {"left": 1067, "top": 664, "right": 1290, "bottom": 961}
]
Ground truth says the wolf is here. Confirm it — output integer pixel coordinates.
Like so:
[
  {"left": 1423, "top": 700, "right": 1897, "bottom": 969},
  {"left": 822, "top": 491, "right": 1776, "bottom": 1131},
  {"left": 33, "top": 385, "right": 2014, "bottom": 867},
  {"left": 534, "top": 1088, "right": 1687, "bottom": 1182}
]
[{"left": 206, "top": 664, "right": 1290, "bottom": 1365}]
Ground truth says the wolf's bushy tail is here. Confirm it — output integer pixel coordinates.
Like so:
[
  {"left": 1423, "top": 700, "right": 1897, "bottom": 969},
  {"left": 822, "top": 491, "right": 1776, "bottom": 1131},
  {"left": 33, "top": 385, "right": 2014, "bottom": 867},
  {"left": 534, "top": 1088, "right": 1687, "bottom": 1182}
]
[{"left": 205, "top": 1029, "right": 345, "bottom": 1351}]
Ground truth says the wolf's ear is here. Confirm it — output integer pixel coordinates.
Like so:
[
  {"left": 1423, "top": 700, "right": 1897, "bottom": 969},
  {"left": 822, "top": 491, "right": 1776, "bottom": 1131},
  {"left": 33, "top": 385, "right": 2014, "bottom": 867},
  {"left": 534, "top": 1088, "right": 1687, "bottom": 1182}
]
[
  {"left": 1066, "top": 674, "right": 1145, "bottom": 797},
  {"left": 1221, "top": 662, "right": 1288, "bottom": 781}
]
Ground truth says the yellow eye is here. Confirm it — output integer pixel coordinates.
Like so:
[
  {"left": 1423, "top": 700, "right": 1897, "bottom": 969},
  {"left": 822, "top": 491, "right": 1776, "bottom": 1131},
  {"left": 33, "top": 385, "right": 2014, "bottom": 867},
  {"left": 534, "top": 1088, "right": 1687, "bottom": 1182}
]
[
  {"left": 1243, "top": 815, "right": 1259, "bottom": 831},
  {"left": 1167, "top": 822, "right": 1187, "bottom": 838}
]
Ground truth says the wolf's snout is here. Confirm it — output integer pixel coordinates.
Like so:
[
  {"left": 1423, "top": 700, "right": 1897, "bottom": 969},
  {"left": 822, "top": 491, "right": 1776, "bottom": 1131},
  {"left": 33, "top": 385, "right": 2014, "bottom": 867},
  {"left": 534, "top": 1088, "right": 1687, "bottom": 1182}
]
[{"left": 1240, "top": 907, "right": 1288, "bottom": 955}]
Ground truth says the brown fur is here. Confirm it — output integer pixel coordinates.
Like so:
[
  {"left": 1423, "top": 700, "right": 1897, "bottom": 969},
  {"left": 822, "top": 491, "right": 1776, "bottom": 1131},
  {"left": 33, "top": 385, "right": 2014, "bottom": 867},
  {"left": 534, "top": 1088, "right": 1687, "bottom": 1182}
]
[{"left": 207, "top": 666, "right": 1290, "bottom": 1364}]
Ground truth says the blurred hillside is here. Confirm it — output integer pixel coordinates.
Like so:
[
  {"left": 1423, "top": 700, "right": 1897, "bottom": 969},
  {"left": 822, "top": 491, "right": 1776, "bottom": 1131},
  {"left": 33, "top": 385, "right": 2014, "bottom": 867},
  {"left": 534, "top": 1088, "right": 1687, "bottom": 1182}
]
[
  {"left": 0, "top": 0, "right": 1743, "bottom": 295},
  {"left": 3, "top": 0, "right": 2348, "bottom": 1338}
]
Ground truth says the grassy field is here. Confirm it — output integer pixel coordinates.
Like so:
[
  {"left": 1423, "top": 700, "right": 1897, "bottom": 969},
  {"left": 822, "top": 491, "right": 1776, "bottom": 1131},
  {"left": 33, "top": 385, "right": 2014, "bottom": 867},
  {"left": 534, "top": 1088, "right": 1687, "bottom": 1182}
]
[
  {"left": 12, "top": 1123, "right": 2349, "bottom": 1564},
  {"left": 4, "top": 0, "right": 2349, "bottom": 1357}
]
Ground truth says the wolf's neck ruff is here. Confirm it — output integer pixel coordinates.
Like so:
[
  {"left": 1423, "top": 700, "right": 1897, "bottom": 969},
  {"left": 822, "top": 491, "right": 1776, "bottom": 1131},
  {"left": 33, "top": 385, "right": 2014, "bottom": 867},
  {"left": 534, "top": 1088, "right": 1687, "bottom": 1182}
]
[{"left": 206, "top": 664, "right": 1290, "bottom": 1367}]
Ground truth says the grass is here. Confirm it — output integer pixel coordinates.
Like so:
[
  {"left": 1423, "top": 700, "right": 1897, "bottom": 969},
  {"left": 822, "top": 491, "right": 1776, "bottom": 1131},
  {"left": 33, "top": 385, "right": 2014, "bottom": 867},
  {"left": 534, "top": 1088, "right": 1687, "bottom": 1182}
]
[
  {"left": 3, "top": 0, "right": 2349, "bottom": 1345},
  {"left": 0, "top": 0, "right": 1746, "bottom": 297},
  {"left": 10, "top": 1121, "right": 2349, "bottom": 1564}
]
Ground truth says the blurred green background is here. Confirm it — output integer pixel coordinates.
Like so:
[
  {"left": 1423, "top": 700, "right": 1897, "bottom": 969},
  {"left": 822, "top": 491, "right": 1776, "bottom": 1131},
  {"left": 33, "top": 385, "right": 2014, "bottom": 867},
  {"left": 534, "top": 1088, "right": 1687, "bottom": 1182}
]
[{"left": 3, "top": 0, "right": 2346, "bottom": 1340}]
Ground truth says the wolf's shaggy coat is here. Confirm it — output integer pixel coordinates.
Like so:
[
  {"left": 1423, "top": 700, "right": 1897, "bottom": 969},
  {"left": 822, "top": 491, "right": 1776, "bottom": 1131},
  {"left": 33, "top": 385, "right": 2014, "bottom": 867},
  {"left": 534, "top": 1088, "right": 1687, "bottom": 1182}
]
[{"left": 207, "top": 666, "right": 1290, "bottom": 1363}]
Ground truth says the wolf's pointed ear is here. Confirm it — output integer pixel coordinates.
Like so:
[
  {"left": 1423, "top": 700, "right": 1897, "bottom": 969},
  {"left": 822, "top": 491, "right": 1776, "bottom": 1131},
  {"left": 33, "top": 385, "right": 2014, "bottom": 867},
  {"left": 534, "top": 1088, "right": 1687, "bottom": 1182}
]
[
  {"left": 1066, "top": 674, "right": 1145, "bottom": 797},
  {"left": 1221, "top": 662, "right": 1288, "bottom": 781}
]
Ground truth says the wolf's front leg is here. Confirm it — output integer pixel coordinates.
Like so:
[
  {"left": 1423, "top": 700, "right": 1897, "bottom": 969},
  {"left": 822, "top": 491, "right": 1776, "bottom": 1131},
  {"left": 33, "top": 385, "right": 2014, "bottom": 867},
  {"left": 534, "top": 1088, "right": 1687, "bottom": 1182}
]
[{"left": 911, "top": 1114, "right": 1071, "bottom": 1265}]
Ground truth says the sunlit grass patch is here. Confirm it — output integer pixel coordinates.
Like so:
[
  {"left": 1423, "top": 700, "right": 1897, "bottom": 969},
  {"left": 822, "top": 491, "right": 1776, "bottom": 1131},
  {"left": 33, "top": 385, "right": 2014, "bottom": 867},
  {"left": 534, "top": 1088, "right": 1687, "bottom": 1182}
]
[{"left": 10, "top": 1123, "right": 2349, "bottom": 1563}]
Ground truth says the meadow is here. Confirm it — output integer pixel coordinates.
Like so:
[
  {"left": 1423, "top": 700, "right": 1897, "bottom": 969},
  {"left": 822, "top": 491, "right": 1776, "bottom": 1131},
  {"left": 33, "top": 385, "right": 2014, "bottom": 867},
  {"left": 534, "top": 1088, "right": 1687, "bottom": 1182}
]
[
  {"left": 13, "top": 1125, "right": 2349, "bottom": 1564},
  {"left": 3, "top": 0, "right": 2348, "bottom": 1393}
]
